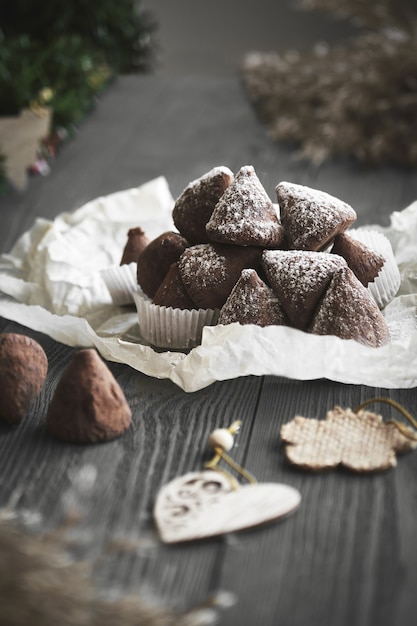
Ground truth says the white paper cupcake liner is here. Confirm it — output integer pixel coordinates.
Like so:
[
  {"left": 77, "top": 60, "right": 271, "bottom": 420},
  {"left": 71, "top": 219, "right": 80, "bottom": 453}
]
[
  {"left": 132, "top": 290, "right": 219, "bottom": 350},
  {"left": 348, "top": 229, "right": 401, "bottom": 309},
  {"left": 101, "top": 263, "right": 138, "bottom": 305}
]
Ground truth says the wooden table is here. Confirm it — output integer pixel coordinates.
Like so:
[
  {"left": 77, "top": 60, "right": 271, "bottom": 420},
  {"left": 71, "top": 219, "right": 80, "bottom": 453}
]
[{"left": 1, "top": 75, "right": 417, "bottom": 626}]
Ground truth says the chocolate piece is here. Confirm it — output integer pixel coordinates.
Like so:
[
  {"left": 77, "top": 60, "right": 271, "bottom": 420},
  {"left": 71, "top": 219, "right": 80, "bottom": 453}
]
[
  {"left": 309, "top": 266, "right": 390, "bottom": 347},
  {"left": 219, "top": 269, "right": 288, "bottom": 327},
  {"left": 276, "top": 181, "right": 357, "bottom": 251},
  {"left": 152, "top": 263, "right": 198, "bottom": 310},
  {"left": 331, "top": 233, "right": 384, "bottom": 286},
  {"left": 178, "top": 243, "right": 263, "bottom": 310},
  {"left": 0, "top": 333, "right": 48, "bottom": 425},
  {"left": 262, "top": 250, "right": 346, "bottom": 330},
  {"left": 206, "top": 166, "right": 284, "bottom": 247},
  {"left": 173, "top": 166, "right": 234, "bottom": 244},
  {"left": 120, "top": 227, "right": 150, "bottom": 265},
  {"left": 46, "top": 348, "right": 131, "bottom": 443},
  {"left": 136, "top": 231, "right": 189, "bottom": 298}
]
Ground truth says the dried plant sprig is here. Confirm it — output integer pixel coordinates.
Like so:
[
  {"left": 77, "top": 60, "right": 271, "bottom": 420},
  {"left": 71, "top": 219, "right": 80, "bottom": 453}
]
[
  {"left": 298, "top": 0, "right": 417, "bottom": 33},
  {"left": 0, "top": 516, "right": 206, "bottom": 626},
  {"left": 242, "top": 2, "right": 417, "bottom": 167}
]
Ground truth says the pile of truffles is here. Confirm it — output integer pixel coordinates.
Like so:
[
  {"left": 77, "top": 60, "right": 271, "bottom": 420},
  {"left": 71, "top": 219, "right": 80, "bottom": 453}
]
[{"left": 128, "top": 165, "right": 395, "bottom": 348}]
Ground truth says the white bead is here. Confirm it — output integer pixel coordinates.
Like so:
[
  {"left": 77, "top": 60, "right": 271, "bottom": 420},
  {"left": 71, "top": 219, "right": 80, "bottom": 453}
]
[{"left": 208, "top": 428, "right": 235, "bottom": 451}]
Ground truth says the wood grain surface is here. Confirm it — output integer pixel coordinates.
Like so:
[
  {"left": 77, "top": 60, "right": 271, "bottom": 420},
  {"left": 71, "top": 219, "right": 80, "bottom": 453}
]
[{"left": 1, "top": 76, "right": 417, "bottom": 626}]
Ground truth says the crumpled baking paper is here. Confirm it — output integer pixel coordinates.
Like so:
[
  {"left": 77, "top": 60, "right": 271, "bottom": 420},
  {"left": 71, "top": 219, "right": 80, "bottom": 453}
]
[{"left": 0, "top": 176, "right": 417, "bottom": 392}]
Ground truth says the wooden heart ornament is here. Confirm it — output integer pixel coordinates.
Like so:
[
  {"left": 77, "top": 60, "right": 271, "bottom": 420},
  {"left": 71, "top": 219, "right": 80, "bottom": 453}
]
[{"left": 154, "top": 470, "right": 301, "bottom": 543}]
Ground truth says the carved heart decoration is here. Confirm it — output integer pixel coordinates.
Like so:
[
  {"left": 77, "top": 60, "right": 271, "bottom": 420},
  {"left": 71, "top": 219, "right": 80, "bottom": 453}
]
[{"left": 154, "top": 470, "right": 301, "bottom": 543}]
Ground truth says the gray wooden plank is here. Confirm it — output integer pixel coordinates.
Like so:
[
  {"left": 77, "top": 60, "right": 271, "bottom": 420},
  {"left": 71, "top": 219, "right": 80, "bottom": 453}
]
[
  {"left": 215, "top": 377, "right": 417, "bottom": 626},
  {"left": 0, "top": 318, "right": 265, "bottom": 614}
]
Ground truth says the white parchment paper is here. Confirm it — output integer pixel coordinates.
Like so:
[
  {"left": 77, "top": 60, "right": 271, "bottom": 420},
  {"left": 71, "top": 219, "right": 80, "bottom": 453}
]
[{"left": 1, "top": 176, "right": 417, "bottom": 392}]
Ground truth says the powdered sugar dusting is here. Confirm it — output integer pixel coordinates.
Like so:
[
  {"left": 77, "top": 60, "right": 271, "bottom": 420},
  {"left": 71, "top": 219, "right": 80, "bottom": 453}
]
[
  {"left": 276, "top": 181, "right": 357, "bottom": 250},
  {"left": 219, "top": 268, "right": 286, "bottom": 326},
  {"left": 310, "top": 266, "right": 389, "bottom": 346},
  {"left": 178, "top": 243, "right": 262, "bottom": 309},
  {"left": 173, "top": 167, "right": 234, "bottom": 244},
  {"left": 185, "top": 165, "right": 234, "bottom": 191},
  {"left": 264, "top": 249, "right": 340, "bottom": 299},
  {"left": 262, "top": 250, "right": 347, "bottom": 329},
  {"left": 180, "top": 244, "right": 227, "bottom": 287},
  {"left": 206, "top": 165, "right": 283, "bottom": 246}
]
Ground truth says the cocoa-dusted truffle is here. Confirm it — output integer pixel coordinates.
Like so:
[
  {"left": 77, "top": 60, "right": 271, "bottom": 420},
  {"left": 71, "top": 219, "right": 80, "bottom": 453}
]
[
  {"left": 276, "top": 181, "right": 357, "bottom": 251},
  {"left": 262, "top": 250, "right": 347, "bottom": 330},
  {"left": 152, "top": 262, "right": 197, "bottom": 310},
  {"left": 219, "top": 269, "right": 289, "bottom": 327},
  {"left": 339, "top": 229, "right": 401, "bottom": 309},
  {"left": 136, "top": 231, "right": 189, "bottom": 298},
  {"left": 206, "top": 166, "right": 285, "bottom": 248},
  {"left": 0, "top": 333, "right": 48, "bottom": 425},
  {"left": 46, "top": 348, "right": 131, "bottom": 443},
  {"left": 172, "top": 166, "right": 234, "bottom": 244},
  {"left": 120, "top": 227, "right": 150, "bottom": 265},
  {"left": 309, "top": 266, "right": 390, "bottom": 347},
  {"left": 331, "top": 233, "right": 384, "bottom": 286},
  {"left": 178, "top": 243, "right": 263, "bottom": 310}
]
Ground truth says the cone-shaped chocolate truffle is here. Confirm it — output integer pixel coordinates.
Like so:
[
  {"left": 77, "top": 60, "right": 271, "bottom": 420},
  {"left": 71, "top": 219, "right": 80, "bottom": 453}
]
[
  {"left": 219, "top": 269, "right": 289, "bottom": 327},
  {"left": 276, "top": 181, "right": 357, "bottom": 251},
  {"left": 173, "top": 166, "right": 234, "bottom": 244},
  {"left": 309, "top": 266, "right": 390, "bottom": 347},
  {"left": 331, "top": 233, "right": 384, "bottom": 286},
  {"left": 136, "top": 231, "right": 189, "bottom": 298},
  {"left": 120, "top": 227, "right": 150, "bottom": 265},
  {"left": 206, "top": 165, "right": 284, "bottom": 247},
  {"left": 178, "top": 243, "right": 263, "bottom": 310},
  {"left": 153, "top": 262, "right": 197, "bottom": 310},
  {"left": 46, "top": 349, "right": 131, "bottom": 443},
  {"left": 262, "top": 250, "right": 347, "bottom": 330},
  {"left": 0, "top": 333, "right": 48, "bottom": 425}
]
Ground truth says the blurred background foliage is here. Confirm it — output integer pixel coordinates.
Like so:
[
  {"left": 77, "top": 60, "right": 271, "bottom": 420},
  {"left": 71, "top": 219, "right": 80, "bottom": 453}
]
[{"left": 0, "top": 0, "right": 157, "bottom": 126}]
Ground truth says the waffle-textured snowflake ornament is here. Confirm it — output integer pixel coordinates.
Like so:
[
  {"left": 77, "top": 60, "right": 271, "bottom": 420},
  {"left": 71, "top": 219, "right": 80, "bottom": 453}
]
[{"left": 280, "top": 405, "right": 417, "bottom": 472}]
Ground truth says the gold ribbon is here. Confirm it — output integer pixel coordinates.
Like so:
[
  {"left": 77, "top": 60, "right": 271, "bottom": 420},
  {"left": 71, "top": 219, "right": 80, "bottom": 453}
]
[
  {"left": 355, "top": 397, "right": 417, "bottom": 441},
  {"left": 204, "top": 420, "right": 257, "bottom": 489}
]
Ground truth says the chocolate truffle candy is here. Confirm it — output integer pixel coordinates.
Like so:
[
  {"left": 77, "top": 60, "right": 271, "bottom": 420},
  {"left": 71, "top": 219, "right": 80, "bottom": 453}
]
[
  {"left": 46, "top": 348, "right": 131, "bottom": 443},
  {"left": 178, "top": 243, "right": 263, "bottom": 310},
  {"left": 276, "top": 181, "right": 357, "bottom": 251},
  {"left": 136, "top": 231, "right": 189, "bottom": 298},
  {"left": 309, "top": 266, "right": 390, "bottom": 347},
  {"left": 172, "top": 166, "right": 234, "bottom": 244},
  {"left": 331, "top": 233, "right": 384, "bottom": 286},
  {"left": 0, "top": 333, "right": 48, "bottom": 425},
  {"left": 219, "top": 269, "right": 289, "bottom": 327},
  {"left": 152, "top": 262, "right": 198, "bottom": 310},
  {"left": 262, "top": 250, "right": 347, "bottom": 330},
  {"left": 120, "top": 227, "right": 150, "bottom": 265},
  {"left": 206, "top": 165, "right": 285, "bottom": 248}
]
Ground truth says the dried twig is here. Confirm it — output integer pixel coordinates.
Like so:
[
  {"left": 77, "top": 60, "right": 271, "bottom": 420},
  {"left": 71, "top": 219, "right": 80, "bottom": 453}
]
[{"left": 242, "top": 0, "right": 417, "bottom": 166}]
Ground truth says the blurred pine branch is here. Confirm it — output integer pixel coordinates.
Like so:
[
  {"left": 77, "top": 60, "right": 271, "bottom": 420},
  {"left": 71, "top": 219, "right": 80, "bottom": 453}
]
[{"left": 0, "top": 1, "right": 157, "bottom": 189}]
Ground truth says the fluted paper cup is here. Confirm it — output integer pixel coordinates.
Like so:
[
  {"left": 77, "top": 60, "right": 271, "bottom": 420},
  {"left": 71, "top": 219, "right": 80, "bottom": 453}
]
[
  {"left": 132, "top": 290, "right": 219, "bottom": 350},
  {"left": 349, "top": 229, "right": 401, "bottom": 309},
  {"left": 101, "top": 263, "right": 138, "bottom": 305}
]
